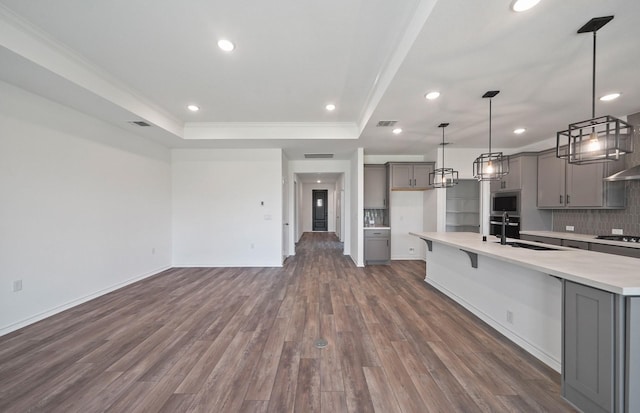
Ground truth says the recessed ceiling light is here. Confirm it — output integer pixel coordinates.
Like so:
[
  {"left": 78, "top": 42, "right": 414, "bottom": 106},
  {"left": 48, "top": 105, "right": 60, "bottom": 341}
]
[
  {"left": 325, "top": 104, "right": 336, "bottom": 111},
  {"left": 317, "top": 180, "right": 321, "bottom": 183},
  {"left": 513, "top": 128, "right": 526, "bottom": 134},
  {"left": 511, "top": 0, "right": 541, "bottom": 12},
  {"left": 425, "top": 91, "right": 440, "bottom": 100},
  {"left": 187, "top": 104, "right": 200, "bottom": 112},
  {"left": 600, "top": 93, "right": 621, "bottom": 101},
  {"left": 392, "top": 128, "right": 403, "bottom": 135},
  {"left": 217, "top": 39, "right": 235, "bottom": 52}
]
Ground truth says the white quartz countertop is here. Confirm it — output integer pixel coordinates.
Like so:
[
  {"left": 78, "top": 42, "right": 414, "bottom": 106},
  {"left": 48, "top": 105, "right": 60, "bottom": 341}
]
[
  {"left": 520, "top": 230, "right": 640, "bottom": 249},
  {"left": 364, "top": 226, "right": 390, "bottom": 230},
  {"left": 410, "top": 232, "right": 640, "bottom": 295}
]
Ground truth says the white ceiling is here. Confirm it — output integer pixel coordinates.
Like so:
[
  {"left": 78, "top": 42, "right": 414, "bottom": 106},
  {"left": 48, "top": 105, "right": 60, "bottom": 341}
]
[{"left": 1, "top": 0, "right": 639, "bottom": 160}]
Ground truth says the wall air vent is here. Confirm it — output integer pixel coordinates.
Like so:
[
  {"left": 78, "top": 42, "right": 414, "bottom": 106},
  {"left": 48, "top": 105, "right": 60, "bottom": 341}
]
[
  {"left": 376, "top": 120, "right": 398, "bottom": 127},
  {"left": 129, "top": 121, "right": 151, "bottom": 127},
  {"left": 304, "top": 153, "right": 334, "bottom": 159}
]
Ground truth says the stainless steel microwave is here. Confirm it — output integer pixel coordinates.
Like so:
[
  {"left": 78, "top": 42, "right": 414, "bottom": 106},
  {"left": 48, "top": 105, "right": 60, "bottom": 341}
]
[{"left": 492, "top": 192, "right": 520, "bottom": 215}]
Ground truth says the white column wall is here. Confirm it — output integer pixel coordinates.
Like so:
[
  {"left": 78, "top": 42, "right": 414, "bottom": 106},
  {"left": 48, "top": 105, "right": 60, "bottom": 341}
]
[{"left": 171, "top": 148, "right": 283, "bottom": 267}]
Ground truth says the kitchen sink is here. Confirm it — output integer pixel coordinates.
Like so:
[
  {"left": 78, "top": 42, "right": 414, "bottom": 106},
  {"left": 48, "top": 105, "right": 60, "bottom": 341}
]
[{"left": 495, "top": 241, "right": 560, "bottom": 251}]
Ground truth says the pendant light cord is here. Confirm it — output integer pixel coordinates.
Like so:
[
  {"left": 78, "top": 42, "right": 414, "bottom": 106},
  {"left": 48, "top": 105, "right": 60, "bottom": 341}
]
[
  {"left": 592, "top": 31, "right": 596, "bottom": 119},
  {"left": 441, "top": 127, "right": 445, "bottom": 169},
  {"left": 488, "top": 99, "right": 492, "bottom": 153}
]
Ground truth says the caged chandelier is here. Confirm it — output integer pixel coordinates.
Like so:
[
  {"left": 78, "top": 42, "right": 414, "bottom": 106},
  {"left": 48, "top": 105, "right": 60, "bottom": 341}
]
[
  {"left": 429, "top": 123, "right": 459, "bottom": 188},
  {"left": 473, "top": 91, "right": 509, "bottom": 181},
  {"left": 556, "top": 16, "right": 633, "bottom": 164}
]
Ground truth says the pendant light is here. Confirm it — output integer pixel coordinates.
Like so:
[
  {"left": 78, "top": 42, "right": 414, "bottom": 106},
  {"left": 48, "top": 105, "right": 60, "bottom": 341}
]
[
  {"left": 473, "top": 91, "right": 509, "bottom": 181},
  {"left": 429, "top": 123, "right": 459, "bottom": 188},
  {"left": 556, "top": 16, "right": 633, "bottom": 164}
]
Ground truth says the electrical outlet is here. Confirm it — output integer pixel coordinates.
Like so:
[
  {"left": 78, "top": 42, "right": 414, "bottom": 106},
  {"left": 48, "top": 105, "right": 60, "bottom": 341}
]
[
  {"left": 250, "top": 243, "right": 255, "bottom": 249},
  {"left": 565, "top": 226, "right": 575, "bottom": 232},
  {"left": 151, "top": 247, "right": 156, "bottom": 255},
  {"left": 612, "top": 228, "right": 623, "bottom": 235},
  {"left": 409, "top": 247, "right": 415, "bottom": 254},
  {"left": 13, "top": 280, "right": 22, "bottom": 292},
  {"left": 506, "top": 310, "right": 514, "bottom": 324}
]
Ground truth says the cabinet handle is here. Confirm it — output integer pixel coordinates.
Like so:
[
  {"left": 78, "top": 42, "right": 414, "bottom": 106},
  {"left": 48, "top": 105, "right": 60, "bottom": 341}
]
[
  {"left": 567, "top": 195, "right": 570, "bottom": 204},
  {"left": 409, "top": 179, "right": 412, "bottom": 186},
  {"left": 387, "top": 240, "right": 389, "bottom": 246},
  {"left": 560, "top": 195, "right": 563, "bottom": 204}
]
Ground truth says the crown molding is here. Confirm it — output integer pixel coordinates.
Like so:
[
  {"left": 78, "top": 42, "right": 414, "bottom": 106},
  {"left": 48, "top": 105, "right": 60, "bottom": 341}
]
[{"left": 184, "top": 122, "right": 360, "bottom": 140}]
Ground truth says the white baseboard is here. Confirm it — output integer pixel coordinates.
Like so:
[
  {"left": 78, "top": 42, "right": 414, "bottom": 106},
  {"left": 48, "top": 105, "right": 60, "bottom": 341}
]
[
  {"left": 426, "top": 277, "right": 561, "bottom": 373},
  {"left": 0, "top": 265, "right": 171, "bottom": 337}
]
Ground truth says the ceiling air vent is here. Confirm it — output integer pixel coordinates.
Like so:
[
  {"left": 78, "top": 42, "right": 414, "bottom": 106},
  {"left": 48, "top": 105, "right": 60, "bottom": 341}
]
[
  {"left": 304, "top": 153, "right": 334, "bottom": 159},
  {"left": 129, "top": 121, "right": 151, "bottom": 127},
  {"left": 376, "top": 120, "right": 397, "bottom": 127}
]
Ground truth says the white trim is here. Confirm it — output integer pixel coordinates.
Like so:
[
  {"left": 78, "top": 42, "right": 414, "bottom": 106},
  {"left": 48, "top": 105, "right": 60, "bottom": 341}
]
[{"left": 184, "top": 122, "right": 359, "bottom": 140}]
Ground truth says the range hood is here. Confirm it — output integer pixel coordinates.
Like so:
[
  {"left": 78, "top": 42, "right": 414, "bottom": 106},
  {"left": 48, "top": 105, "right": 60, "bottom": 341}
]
[{"left": 604, "top": 164, "right": 640, "bottom": 181}]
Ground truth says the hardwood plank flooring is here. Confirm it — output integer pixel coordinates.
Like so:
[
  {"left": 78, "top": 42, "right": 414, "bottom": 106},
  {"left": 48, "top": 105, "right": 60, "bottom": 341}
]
[{"left": 0, "top": 232, "right": 577, "bottom": 412}]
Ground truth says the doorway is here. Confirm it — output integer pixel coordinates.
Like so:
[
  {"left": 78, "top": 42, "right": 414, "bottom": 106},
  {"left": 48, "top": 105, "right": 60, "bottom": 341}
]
[{"left": 312, "top": 190, "right": 328, "bottom": 231}]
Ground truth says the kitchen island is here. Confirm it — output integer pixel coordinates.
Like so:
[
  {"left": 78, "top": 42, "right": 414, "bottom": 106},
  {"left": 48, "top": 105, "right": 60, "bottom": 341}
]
[{"left": 411, "top": 232, "right": 640, "bottom": 413}]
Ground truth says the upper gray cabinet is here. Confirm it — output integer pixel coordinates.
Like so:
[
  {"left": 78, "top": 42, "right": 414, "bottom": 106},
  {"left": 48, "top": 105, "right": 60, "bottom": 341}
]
[
  {"left": 537, "top": 149, "right": 625, "bottom": 209},
  {"left": 364, "top": 164, "right": 387, "bottom": 208},
  {"left": 491, "top": 156, "right": 521, "bottom": 192},
  {"left": 388, "top": 162, "right": 434, "bottom": 191}
]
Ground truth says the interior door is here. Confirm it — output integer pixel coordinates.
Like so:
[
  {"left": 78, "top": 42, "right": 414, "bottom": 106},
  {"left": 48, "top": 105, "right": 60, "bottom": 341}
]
[{"left": 312, "top": 190, "right": 328, "bottom": 231}]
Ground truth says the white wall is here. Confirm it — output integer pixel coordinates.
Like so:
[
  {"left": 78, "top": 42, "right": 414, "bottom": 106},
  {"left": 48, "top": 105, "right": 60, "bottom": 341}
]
[
  {"left": 301, "top": 183, "right": 336, "bottom": 233},
  {"left": 390, "top": 191, "right": 427, "bottom": 260},
  {"left": 350, "top": 149, "right": 364, "bottom": 266},
  {"left": 172, "top": 149, "right": 283, "bottom": 267},
  {"left": 288, "top": 159, "right": 352, "bottom": 256},
  {"left": 0, "top": 81, "right": 172, "bottom": 335}
]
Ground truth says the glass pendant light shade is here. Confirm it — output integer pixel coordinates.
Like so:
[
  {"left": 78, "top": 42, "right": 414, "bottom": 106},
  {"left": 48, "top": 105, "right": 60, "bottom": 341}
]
[
  {"left": 429, "top": 123, "right": 459, "bottom": 188},
  {"left": 556, "top": 16, "right": 633, "bottom": 164},
  {"left": 473, "top": 91, "right": 509, "bottom": 181}
]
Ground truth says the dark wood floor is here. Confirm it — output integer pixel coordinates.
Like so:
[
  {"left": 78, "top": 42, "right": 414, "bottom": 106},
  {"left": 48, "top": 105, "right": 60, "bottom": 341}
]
[{"left": 0, "top": 232, "right": 577, "bottom": 412}]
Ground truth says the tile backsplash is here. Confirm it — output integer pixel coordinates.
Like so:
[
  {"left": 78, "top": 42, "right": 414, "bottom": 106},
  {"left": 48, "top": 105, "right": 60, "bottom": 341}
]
[{"left": 552, "top": 112, "right": 640, "bottom": 235}]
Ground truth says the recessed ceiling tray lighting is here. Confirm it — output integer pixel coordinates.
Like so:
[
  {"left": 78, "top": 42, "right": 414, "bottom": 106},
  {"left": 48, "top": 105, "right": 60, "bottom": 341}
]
[
  {"left": 600, "top": 93, "right": 620, "bottom": 101},
  {"left": 217, "top": 39, "right": 235, "bottom": 52},
  {"left": 425, "top": 91, "right": 440, "bottom": 100},
  {"left": 513, "top": 128, "right": 526, "bottom": 134},
  {"left": 392, "top": 128, "right": 403, "bottom": 135},
  {"left": 187, "top": 104, "right": 200, "bottom": 112},
  {"left": 325, "top": 104, "right": 336, "bottom": 111},
  {"left": 511, "top": 0, "right": 541, "bottom": 12}
]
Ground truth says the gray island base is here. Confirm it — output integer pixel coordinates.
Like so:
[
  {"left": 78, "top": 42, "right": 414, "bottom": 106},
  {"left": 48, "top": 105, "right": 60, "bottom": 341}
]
[{"left": 410, "top": 232, "right": 640, "bottom": 413}]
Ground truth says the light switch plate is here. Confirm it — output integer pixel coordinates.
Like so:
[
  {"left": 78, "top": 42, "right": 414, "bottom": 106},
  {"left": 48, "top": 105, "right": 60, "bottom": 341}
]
[
  {"left": 612, "top": 228, "right": 623, "bottom": 235},
  {"left": 565, "top": 226, "right": 575, "bottom": 232}
]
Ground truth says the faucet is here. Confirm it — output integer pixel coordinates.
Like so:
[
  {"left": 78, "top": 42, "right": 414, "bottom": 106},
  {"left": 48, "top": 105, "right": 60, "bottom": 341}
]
[{"left": 501, "top": 211, "right": 509, "bottom": 245}]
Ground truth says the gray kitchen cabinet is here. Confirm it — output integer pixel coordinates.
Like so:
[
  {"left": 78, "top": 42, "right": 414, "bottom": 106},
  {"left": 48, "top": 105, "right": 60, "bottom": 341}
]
[
  {"left": 364, "top": 165, "right": 387, "bottom": 208},
  {"left": 389, "top": 162, "right": 434, "bottom": 190},
  {"left": 537, "top": 150, "right": 566, "bottom": 208},
  {"left": 563, "top": 280, "right": 616, "bottom": 413},
  {"left": 566, "top": 162, "right": 604, "bottom": 207},
  {"left": 491, "top": 156, "right": 521, "bottom": 192},
  {"left": 590, "top": 243, "right": 640, "bottom": 259},
  {"left": 537, "top": 149, "right": 625, "bottom": 209},
  {"left": 561, "top": 239, "right": 590, "bottom": 250},
  {"left": 364, "top": 229, "right": 390, "bottom": 264}
]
